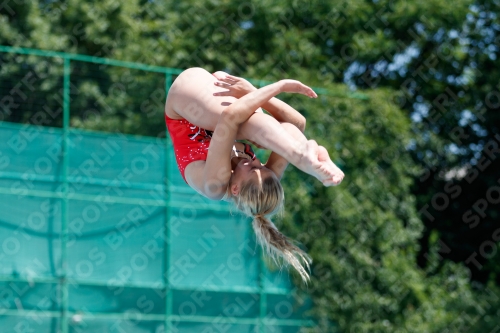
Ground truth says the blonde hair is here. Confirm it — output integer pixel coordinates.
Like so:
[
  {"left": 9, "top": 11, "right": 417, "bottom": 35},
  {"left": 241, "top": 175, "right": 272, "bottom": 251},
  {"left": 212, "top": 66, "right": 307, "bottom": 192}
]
[{"left": 233, "top": 175, "right": 312, "bottom": 282}]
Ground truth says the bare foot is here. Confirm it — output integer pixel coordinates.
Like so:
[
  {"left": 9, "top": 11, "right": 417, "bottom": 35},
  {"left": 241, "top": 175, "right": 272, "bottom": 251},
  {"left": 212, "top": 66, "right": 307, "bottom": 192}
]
[
  {"left": 317, "top": 146, "right": 344, "bottom": 186},
  {"left": 300, "top": 140, "right": 342, "bottom": 186}
]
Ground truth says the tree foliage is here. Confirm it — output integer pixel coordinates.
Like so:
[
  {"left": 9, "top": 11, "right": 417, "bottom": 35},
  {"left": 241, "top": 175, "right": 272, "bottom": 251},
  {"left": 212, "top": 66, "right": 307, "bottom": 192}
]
[{"left": 1, "top": 0, "right": 500, "bottom": 331}]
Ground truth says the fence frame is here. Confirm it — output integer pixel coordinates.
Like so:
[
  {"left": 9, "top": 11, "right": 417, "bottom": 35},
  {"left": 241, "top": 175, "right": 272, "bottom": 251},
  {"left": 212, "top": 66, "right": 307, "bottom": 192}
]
[{"left": 0, "top": 45, "right": 327, "bottom": 331}]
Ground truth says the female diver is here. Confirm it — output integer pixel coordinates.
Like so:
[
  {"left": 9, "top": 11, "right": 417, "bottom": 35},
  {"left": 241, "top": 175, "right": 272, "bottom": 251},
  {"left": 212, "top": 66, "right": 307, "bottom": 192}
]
[{"left": 165, "top": 68, "right": 344, "bottom": 281}]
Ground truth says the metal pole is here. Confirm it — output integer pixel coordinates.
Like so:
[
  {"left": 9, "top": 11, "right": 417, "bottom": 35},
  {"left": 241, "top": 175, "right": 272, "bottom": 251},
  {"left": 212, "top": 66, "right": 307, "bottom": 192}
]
[
  {"left": 259, "top": 248, "right": 267, "bottom": 333},
  {"left": 60, "top": 57, "right": 70, "bottom": 333}
]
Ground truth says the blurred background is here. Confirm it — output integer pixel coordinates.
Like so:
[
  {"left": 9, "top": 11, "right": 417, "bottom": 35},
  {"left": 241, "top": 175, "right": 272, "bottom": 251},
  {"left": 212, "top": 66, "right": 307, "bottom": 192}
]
[{"left": 0, "top": 0, "right": 499, "bottom": 332}]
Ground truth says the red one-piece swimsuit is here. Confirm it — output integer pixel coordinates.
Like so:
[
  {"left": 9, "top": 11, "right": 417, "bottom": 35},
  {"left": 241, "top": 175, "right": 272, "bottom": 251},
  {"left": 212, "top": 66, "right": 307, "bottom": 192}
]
[{"left": 165, "top": 113, "right": 213, "bottom": 182}]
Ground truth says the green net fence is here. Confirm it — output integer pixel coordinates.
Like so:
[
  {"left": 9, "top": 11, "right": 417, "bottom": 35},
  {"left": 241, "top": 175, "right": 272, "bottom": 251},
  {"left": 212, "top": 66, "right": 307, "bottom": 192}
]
[{"left": 0, "top": 46, "right": 315, "bottom": 333}]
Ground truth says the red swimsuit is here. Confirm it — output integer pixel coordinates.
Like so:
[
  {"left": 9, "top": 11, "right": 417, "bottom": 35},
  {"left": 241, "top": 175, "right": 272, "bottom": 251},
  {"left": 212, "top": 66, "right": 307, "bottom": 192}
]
[{"left": 165, "top": 114, "right": 213, "bottom": 182}]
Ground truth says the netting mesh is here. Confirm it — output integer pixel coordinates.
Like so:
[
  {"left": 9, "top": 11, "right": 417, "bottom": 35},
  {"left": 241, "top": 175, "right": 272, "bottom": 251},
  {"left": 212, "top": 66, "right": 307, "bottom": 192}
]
[{"left": 0, "top": 120, "right": 313, "bottom": 332}]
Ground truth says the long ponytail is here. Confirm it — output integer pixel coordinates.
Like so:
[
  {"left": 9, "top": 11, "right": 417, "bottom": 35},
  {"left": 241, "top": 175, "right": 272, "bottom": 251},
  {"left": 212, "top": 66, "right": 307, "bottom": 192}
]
[
  {"left": 252, "top": 215, "right": 312, "bottom": 282},
  {"left": 234, "top": 174, "right": 312, "bottom": 283}
]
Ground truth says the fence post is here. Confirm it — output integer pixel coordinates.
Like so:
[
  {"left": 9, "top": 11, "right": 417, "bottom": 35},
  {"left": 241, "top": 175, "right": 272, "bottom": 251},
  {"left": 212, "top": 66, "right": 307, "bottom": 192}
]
[
  {"left": 60, "top": 57, "right": 71, "bottom": 333},
  {"left": 259, "top": 249, "right": 267, "bottom": 333}
]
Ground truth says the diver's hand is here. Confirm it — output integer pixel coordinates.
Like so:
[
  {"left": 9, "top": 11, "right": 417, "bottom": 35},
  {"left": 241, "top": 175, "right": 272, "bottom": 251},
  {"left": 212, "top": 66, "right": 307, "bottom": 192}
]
[
  {"left": 213, "top": 74, "right": 257, "bottom": 98},
  {"left": 279, "top": 79, "right": 317, "bottom": 98}
]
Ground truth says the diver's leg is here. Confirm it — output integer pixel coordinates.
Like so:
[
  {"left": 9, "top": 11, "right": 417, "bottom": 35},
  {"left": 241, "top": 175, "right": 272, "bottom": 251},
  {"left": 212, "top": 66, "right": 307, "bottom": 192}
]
[{"left": 165, "top": 68, "right": 343, "bottom": 185}]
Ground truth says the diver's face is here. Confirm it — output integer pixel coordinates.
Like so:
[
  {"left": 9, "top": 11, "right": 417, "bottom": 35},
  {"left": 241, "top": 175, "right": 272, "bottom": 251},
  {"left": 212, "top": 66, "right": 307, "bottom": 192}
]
[{"left": 231, "top": 158, "right": 275, "bottom": 195}]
